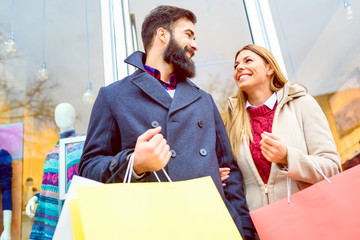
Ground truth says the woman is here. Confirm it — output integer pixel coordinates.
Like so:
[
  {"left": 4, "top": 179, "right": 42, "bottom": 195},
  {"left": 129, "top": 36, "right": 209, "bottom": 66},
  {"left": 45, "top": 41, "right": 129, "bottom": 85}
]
[{"left": 223, "top": 44, "right": 341, "bottom": 212}]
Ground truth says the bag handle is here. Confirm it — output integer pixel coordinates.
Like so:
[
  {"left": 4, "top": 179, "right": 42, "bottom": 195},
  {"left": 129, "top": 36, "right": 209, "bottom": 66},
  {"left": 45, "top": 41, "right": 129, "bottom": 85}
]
[
  {"left": 123, "top": 153, "right": 173, "bottom": 185},
  {"left": 310, "top": 160, "right": 332, "bottom": 184},
  {"left": 287, "top": 160, "right": 332, "bottom": 203}
]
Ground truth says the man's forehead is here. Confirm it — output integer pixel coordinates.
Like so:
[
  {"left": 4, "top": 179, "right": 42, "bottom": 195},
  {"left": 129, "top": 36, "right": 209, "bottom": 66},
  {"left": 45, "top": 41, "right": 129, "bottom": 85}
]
[{"left": 172, "top": 18, "right": 195, "bottom": 31}]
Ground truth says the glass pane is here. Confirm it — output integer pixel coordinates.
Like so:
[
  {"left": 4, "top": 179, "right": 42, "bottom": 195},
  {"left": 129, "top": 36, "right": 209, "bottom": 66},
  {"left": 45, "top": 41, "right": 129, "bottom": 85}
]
[
  {"left": 0, "top": 0, "right": 103, "bottom": 238},
  {"left": 269, "top": 0, "right": 360, "bottom": 167},
  {"left": 129, "top": 0, "right": 253, "bottom": 114}
]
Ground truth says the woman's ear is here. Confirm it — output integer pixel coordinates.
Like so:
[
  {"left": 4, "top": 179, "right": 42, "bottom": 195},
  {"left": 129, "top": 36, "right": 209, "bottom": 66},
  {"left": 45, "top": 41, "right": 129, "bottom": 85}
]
[{"left": 266, "top": 64, "right": 275, "bottom": 76}]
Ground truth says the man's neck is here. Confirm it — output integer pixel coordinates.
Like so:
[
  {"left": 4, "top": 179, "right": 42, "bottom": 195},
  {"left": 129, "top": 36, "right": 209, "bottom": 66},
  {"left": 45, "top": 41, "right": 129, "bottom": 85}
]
[{"left": 145, "top": 53, "right": 174, "bottom": 84}]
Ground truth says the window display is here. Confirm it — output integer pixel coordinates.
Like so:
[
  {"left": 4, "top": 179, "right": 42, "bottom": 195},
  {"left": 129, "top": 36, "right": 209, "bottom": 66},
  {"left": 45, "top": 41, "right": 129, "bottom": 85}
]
[{"left": 0, "top": 0, "right": 103, "bottom": 239}]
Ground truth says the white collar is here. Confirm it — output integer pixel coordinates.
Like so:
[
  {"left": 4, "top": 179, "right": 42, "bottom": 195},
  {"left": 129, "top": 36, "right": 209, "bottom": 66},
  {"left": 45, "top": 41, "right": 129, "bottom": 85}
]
[{"left": 246, "top": 92, "right": 277, "bottom": 109}]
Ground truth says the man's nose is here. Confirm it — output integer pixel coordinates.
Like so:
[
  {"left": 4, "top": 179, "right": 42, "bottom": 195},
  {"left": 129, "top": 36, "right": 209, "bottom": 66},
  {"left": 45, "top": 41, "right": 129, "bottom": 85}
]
[{"left": 190, "top": 39, "right": 198, "bottom": 51}]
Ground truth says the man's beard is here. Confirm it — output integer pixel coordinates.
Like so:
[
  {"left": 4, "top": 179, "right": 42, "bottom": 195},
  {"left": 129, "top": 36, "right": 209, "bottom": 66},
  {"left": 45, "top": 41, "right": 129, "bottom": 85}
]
[{"left": 163, "top": 35, "right": 196, "bottom": 79}]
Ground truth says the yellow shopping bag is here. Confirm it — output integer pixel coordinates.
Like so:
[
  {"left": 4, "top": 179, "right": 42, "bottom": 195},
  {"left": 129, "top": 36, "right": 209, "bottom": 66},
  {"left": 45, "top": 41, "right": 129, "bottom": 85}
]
[{"left": 70, "top": 176, "right": 242, "bottom": 240}]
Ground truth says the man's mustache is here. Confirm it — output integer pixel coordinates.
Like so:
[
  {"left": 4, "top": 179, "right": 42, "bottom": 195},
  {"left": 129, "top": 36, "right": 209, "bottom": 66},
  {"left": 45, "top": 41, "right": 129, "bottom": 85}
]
[{"left": 184, "top": 46, "right": 195, "bottom": 58}]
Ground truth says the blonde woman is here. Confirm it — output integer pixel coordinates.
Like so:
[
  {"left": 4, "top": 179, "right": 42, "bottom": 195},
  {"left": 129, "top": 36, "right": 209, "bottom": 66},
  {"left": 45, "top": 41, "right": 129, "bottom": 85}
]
[{"left": 222, "top": 44, "right": 341, "bottom": 215}]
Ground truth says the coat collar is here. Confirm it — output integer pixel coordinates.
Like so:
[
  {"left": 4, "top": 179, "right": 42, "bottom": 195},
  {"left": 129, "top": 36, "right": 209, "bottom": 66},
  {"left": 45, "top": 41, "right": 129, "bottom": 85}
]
[
  {"left": 124, "top": 51, "right": 147, "bottom": 71},
  {"left": 227, "top": 82, "right": 308, "bottom": 113},
  {"left": 125, "top": 51, "right": 201, "bottom": 113}
]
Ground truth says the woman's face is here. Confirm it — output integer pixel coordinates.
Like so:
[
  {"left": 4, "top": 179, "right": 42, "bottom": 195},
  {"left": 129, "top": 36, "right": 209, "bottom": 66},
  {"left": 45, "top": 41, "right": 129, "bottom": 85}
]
[{"left": 233, "top": 49, "right": 273, "bottom": 94}]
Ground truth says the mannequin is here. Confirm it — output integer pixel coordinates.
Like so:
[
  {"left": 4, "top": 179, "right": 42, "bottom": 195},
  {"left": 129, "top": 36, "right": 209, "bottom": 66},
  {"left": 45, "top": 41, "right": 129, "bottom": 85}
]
[
  {"left": 54, "top": 103, "right": 76, "bottom": 133},
  {"left": 25, "top": 103, "right": 76, "bottom": 218},
  {"left": 0, "top": 148, "right": 12, "bottom": 240},
  {"left": 26, "top": 103, "right": 82, "bottom": 240}
]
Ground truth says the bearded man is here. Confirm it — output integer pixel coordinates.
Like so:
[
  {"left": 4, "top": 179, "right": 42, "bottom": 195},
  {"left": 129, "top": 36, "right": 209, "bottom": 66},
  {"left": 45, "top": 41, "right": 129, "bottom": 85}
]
[{"left": 79, "top": 5, "right": 254, "bottom": 239}]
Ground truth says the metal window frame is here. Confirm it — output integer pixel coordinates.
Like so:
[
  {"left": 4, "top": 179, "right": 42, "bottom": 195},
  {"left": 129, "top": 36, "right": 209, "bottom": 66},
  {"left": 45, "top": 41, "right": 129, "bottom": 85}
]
[
  {"left": 243, "top": 0, "right": 288, "bottom": 79},
  {"left": 100, "top": 0, "right": 138, "bottom": 86}
]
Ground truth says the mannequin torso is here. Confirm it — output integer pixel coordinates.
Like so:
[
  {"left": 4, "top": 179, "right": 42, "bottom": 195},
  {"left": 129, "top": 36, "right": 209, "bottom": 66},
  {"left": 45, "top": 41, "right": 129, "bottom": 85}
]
[{"left": 27, "top": 103, "right": 79, "bottom": 240}]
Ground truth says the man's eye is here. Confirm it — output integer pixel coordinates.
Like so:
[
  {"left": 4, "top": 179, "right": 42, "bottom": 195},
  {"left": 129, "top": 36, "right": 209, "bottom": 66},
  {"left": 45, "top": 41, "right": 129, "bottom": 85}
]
[{"left": 234, "top": 64, "right": 238, "bottom": 69}]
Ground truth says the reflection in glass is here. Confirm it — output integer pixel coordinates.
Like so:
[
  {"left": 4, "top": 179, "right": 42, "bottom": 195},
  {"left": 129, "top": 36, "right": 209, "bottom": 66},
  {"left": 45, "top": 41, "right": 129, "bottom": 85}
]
[
  {"left": 0, "top": 0, "right": 104, "bottom": 238},
  {"left": 4, "top": 32, "right": 16, "bottom": 54},
  {"left": 38, "top": 0, "right": 49, "bottom": 81},
  {"left": 37, "top": 61, "right": 49, "bottom": 81},
  {"left": 82, "top": 0, "right": 94, "bottom": 105},
  {"left": 344, "top": 0, "right": 354, "bottom": 20},
  {"left": 82, "top": 82, "right": 94, "bottom": 104}
]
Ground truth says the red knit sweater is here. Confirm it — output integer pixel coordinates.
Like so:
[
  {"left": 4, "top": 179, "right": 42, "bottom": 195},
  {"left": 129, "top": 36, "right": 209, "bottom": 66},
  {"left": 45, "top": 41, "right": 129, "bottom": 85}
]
[{"left": 247, "top": 102, "right": 277, "bottom": 184}]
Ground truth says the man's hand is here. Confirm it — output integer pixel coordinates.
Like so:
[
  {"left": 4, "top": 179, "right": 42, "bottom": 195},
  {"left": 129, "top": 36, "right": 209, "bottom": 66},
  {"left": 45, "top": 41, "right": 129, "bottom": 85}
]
[
  {"left": 133, "top": 126, "right": 171, "bottom": 175},
  {"left": 260, "top": 131, "right": 287, "bottom": 165}
]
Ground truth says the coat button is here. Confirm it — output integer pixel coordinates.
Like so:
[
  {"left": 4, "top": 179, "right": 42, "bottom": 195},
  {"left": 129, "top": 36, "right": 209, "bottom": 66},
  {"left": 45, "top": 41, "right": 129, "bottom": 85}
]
[
  {"left": 110, "top": 159, "right": 117, "bottom": 167},
  {"left": 151, "top": 121, "right": 159, "bottom": 128},
  {"left": 198, "top": 120, "right": 204, "bottom": 128},
  {"left": 199, "top": 149, "right": 207, "bottom": 156},
  {"left": 170, "top": 150, "right": 176, "bottom": 158}
]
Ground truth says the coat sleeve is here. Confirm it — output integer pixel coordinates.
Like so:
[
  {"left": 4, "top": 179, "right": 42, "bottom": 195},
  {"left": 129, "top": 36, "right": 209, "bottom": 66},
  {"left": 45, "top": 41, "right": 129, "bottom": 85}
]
[
  {"left": 211, "top": 98, "right": 255, "bottom": 239},
  {"left": 79, "top": 87, "right": 146, "bottom": 183},
  {"left": 280, "top": 94, "right": 341, "bottom": 185}
]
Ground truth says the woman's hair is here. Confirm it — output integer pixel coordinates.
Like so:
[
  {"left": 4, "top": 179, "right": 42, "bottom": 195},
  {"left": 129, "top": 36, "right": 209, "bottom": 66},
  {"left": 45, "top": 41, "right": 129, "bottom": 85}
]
[{"left": 225, "top": 44, "right": 288, "bottom": 155}]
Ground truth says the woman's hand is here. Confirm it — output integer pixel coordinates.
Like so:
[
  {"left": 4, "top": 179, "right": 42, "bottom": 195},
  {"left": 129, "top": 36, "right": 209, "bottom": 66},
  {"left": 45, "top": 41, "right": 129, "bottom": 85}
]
[
  {"left": 219, "top": 167, "right": 230, "bottom": 187},
  {"left": 260, "top": 132, "right": 288, "bottom": 165}
]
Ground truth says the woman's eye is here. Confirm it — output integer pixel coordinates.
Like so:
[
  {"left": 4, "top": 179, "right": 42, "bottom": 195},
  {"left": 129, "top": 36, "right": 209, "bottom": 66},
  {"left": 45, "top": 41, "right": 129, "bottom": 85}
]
[{"left": 234, "top": 64, "right": 238, "bottom": 69}]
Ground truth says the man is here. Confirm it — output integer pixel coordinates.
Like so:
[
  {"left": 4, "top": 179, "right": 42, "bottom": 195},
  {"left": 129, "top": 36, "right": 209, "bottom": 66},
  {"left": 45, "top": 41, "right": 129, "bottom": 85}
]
[{"left": 79, "top": 5, "right": 254, "bottom": 239}]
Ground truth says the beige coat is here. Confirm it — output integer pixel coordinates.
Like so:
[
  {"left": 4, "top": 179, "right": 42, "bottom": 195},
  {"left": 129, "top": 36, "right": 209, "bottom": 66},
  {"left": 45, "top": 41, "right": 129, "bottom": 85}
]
[{"left": 228, "top": 82, "right": 341, "bottom": 211}]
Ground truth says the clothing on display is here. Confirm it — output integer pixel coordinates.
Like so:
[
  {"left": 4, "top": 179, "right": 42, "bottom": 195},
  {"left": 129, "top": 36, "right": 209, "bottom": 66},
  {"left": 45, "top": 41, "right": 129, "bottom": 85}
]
[
  {"left": 30, "top": 130, "right": 84, "bottom": 240},
  {"left": 0, "top": 148, "right": 12, "bottom": 211}
]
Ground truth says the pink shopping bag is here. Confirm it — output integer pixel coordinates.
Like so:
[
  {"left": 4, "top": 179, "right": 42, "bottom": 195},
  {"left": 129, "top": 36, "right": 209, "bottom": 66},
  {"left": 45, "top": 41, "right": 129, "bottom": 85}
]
[{"left": 250, "top": 164, "right": 360, "bottom": 240}]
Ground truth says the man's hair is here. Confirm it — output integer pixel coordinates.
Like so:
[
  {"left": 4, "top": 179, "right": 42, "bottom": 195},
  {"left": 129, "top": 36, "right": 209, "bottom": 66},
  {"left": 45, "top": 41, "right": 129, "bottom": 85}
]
[{"left": 141, "top": 5, "right": 197, "bottom": 52}]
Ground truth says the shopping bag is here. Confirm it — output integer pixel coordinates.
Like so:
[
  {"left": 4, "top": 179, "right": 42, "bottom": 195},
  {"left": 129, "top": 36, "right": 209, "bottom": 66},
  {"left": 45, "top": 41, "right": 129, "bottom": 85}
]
[
  {"left": 250, "top": 164, "right": 360, "bottom": 240},
  {"left": 53, "top": 175, "right": 103, "bottom": 240},
  {"left": 70, "top": 176, "right": 242, "bottom": 240},
  {"left": 69, "top": 198, "right": 85, "bottom": 240}
]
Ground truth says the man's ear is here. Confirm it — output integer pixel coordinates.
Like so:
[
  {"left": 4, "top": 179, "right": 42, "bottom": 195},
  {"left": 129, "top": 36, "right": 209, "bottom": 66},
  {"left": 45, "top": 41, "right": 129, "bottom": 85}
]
[{"left": 157, "top": 27, "right": 170, "bottom": 44}]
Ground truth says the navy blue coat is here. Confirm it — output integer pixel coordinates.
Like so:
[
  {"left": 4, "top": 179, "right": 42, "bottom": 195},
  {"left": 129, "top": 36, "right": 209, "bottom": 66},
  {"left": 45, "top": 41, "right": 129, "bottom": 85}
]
[{"left": 79, "top": 51, "right": 254, "bottom": 237}]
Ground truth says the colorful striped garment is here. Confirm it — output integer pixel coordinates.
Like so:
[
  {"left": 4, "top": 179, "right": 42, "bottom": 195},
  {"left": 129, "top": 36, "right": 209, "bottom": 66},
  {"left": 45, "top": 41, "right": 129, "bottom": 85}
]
[{"left": 30, "top": 130, "right": 84, "bottom": 240}]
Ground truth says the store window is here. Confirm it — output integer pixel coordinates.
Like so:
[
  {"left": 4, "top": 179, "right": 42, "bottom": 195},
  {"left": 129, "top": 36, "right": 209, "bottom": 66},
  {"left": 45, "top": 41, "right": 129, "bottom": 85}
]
[
  {"left": 0, "top": 0, "right": 103, "bottom": 238},
  {"left": 268, "top": 0, "right": 360, "bottom": 167}
]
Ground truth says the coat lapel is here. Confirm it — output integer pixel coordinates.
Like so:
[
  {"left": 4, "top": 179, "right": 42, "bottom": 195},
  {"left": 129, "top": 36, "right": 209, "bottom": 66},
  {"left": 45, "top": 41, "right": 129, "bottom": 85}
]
[
  {"left": 125, "top": 51, "right": 201, "bottom": 112},
  {"left": 131, "top": 70, "right": 172, "bottom": 110},
  {"left": 169, "top": 79, "right": 201, "bottom": 115}
]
